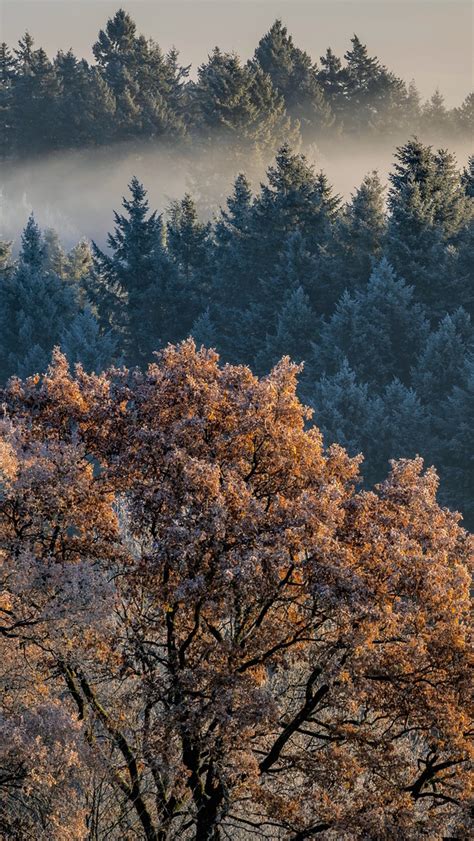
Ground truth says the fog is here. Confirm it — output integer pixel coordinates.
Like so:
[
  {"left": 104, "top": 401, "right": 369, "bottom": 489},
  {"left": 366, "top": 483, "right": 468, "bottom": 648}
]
[
  {"left": 1, "top": 137, "right": 472, "bottom": 251},
  {"left": 1, "top": 0, "right": 472, "bottom": 248}
]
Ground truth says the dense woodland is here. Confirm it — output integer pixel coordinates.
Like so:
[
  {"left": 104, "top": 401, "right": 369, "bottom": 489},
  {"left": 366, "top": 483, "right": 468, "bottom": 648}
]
[
  {"left": 0, "top": 9, "right": 473, "bottom": 840},
  {"left": 0, "top": 9, "right": 473, "bottom": 160},
  {"left": 1, "top": 138, "right": 473, "bottom": 526}
]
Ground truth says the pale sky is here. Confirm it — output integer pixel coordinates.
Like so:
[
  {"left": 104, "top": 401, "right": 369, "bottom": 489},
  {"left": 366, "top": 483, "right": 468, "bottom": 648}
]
[{"left": 1, "top": 0, "right": 473, "bottom": 106}]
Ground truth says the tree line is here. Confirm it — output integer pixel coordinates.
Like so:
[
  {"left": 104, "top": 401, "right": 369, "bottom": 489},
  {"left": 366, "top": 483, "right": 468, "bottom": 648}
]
[
  {"left": 0, "top": 342, "right": 472, "bottom": 839},
  {"left": 1, "top": 9, "right": 472, "bottom": 159},
  {"left": 1, "top": 138, "right": 473, "bottom": 527}
]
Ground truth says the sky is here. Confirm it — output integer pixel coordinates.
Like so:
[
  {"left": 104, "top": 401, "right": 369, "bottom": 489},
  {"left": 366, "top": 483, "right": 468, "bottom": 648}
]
[{"left": 1, "top": 0, "right": 473, "bottom": 106}]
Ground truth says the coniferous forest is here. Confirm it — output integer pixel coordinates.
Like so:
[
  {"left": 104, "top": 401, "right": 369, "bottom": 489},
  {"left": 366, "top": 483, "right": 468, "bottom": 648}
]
[{"left": 0, "top": 6, "right": 473, "bottom": 841}]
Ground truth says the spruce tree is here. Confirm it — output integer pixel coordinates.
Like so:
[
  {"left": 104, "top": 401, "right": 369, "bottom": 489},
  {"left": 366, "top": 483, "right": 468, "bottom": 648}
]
[
  {"left": 313, "top": 258, "right": 429, "bottom": 386},
  {"left": 309, "top": 359, "right": 383, "bottom": 464},
  {"left": 91, "top": 177, "right": 162, "bottom": 364},
  {"left": 0, "top": 216, "right": 78, "bottom": 381},
  {"left": 60, "top": 306, "right": 118, "bottom": 373},
  {"left": 253, "top": 20, "right": 334, "bottom": 140},
  {"left": 166, "top": 193, "right": 213, "bottom": 332},
  {"left": 411, "top": 308, "right": 473, "bottom": 403},
  {"left": 256, "top": 285, "right": 316, "bottom": 372},
  {"left": 191, "top": 48, "right": 296, "bottom": 154}
]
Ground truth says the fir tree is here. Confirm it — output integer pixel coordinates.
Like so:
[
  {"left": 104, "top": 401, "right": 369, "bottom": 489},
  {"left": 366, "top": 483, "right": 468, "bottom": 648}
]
[
  {"left": 309, "top": 358, "right": 383, "bottom": 464},
  {"left": 190, "top": 307, "right": 218, "bottom": 349},
  {"left": 166, "top": 193, "right": 213, "bottom": 330},
  {"left": 0, "top": 218, "right": 78, "bottom": 381},
  {"left": 257, "top": 285, "right": 316, "bottom": 372},
  {"left": 191, "top": 48, "right": 296, "bottom": 154},
  {"left": 60, "top": 306, "right": 118, "bottom": 373},
  {"left": 91, "top": 177, "right": 162, "bottom": 364},
  {"left": 437, "top": 353, "right": 474, "bottom": 524},
  {"left": 253, "top": 20, "right": 334, "bottom": 139},
  {"left": 411, "top": 308, "right": 474, "bottom": 403},
  {"left": 330, "top": 170, "right": 386, "bottom": 298},
  {"left": 453, "top": 92, "right": 474, "bottom": 137},
  {"left": 313, "top": 258, "right": 429, "bottom": 386}
]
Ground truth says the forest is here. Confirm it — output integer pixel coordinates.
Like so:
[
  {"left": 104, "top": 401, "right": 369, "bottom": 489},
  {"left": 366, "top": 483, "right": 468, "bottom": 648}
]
[
  {"left": 1, "top": 10, "right": 473, "bottom": 160},
  {"left": 0, "top": 7, "right": 473, "bottom": 841}
]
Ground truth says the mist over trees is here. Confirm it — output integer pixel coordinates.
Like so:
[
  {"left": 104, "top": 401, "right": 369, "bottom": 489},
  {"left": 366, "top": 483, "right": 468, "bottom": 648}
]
[
  {"left": 1, "top": 138, "right": 473, "bottom": 528},
  {"left": 1, "top": 10, "right": 472, "bottom": 162},
  {"left": 0, "top": 8, "right": 473, "bottom": 840}
]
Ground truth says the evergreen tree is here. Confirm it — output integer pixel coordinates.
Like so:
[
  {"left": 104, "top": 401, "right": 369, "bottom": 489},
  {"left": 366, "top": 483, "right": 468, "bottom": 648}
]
[
  {"left": 374, "top": 379, "right": 429, "bottom": 483},
  {"left": 60, "top": 306, "right": 118, "bottom": 372},
  {"left": 0, "top": 42, "right": 16, "bottom": 158},
  {"left": 190, "top": 307, "right": 218, "bottom": 349},
  {"left": 461, "top": 154, "right": 474, "bottom": 198},
  {"left": 166, "top": 193, "right": 213, "bottom": 330},
  {"left": 386, "top": 139, "right": 471, "bottom": 315},
  {"left": 421, "top": 89, "right": 450, "bottom": 135},
  {"left": 91, "top": 177, "right": 162, "bottom": 364},
  {"left": 342, "top": 35, "right": 406, "bottom": 133},
  {"left": 437, "top": 353, "right": 474, "bottom": 525},
  {"left": 312, "top": 258, "right": 429, "bottom": 386},
  {"left": 0, "top": 217, "right": 78, "bottom": 381},
  {"left": 12, "top": 39, "right": 61, "bottom": 154},
  {"left": 330, "top": 170, "right": 386, "bottom": 299},
  {"left": 256, "top": 285, "right": 316, "bottom": 372},
  {"left": 453, "top": 92, "right": 474, "bottom": 137},
  {"left": 20, "top": 213, "right": 45, "bottom": 269},
  {"left": 191, "top": 48, "right": 296, "bottom": 154},
  {"left": 411, "top": 308, "right": 474, "bottom": 403},
  {"left": 309, "top": 359, "right": 382, "bottom": 463},
  {"left": 253, "top": 20, "right": 334, "bottom": 139},
  {"left": 43, "top": 228, "right": 67, "bottom": 276},
  {"left": 252, "top": 146, "right": 340, "bottom": 286},
  {"left": 317, "top": 48, "right": 346, "bottom": 123}
]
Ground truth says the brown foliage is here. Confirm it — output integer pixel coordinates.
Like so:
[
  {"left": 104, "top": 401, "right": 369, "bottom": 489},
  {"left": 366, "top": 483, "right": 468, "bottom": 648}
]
[{"left": 0, "top": 341, "right": 472, "bottom": 840}]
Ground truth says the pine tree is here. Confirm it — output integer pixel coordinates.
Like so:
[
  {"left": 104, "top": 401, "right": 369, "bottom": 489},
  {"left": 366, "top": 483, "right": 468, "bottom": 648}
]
[
  {"left": 91, "top": 177, "right": 162, "bottom": 364},
  {"left": 331, "top": 170, "right": 386, "bottom": 297},
  {"left": 253, "top": 20, "right": 334, "bottom": 140},
  {"left": 191, "top": 48, "right": 296, "bottom": 154},
  {"left": 308, "top": 358, "right": 383, "bottom": 463},
  {"left": 411, "top": 308, "right": 473, "bottom": 402},
  {"left": 0, "top": 218, "right": 78, "bottom": 381},
  {"left": 256, "top": 285, "right": 316, "bottom": 372},
  {"left": 60, "top": 306, "right": 118, "bottom": 373},
  {"left": 313, "top": 258, "right": 429, "bottom": 386}
]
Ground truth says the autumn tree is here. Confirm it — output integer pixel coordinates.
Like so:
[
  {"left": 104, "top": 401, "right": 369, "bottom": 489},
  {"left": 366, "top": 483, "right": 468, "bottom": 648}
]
[{"left": 0, "top": 342, "right": 471, "bottom": 840}]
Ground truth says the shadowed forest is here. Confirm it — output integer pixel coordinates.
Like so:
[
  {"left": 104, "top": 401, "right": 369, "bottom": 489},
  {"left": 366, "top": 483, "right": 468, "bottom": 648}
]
[{"left": 0, "top": 6, "right": 472, "bottom": 841}]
